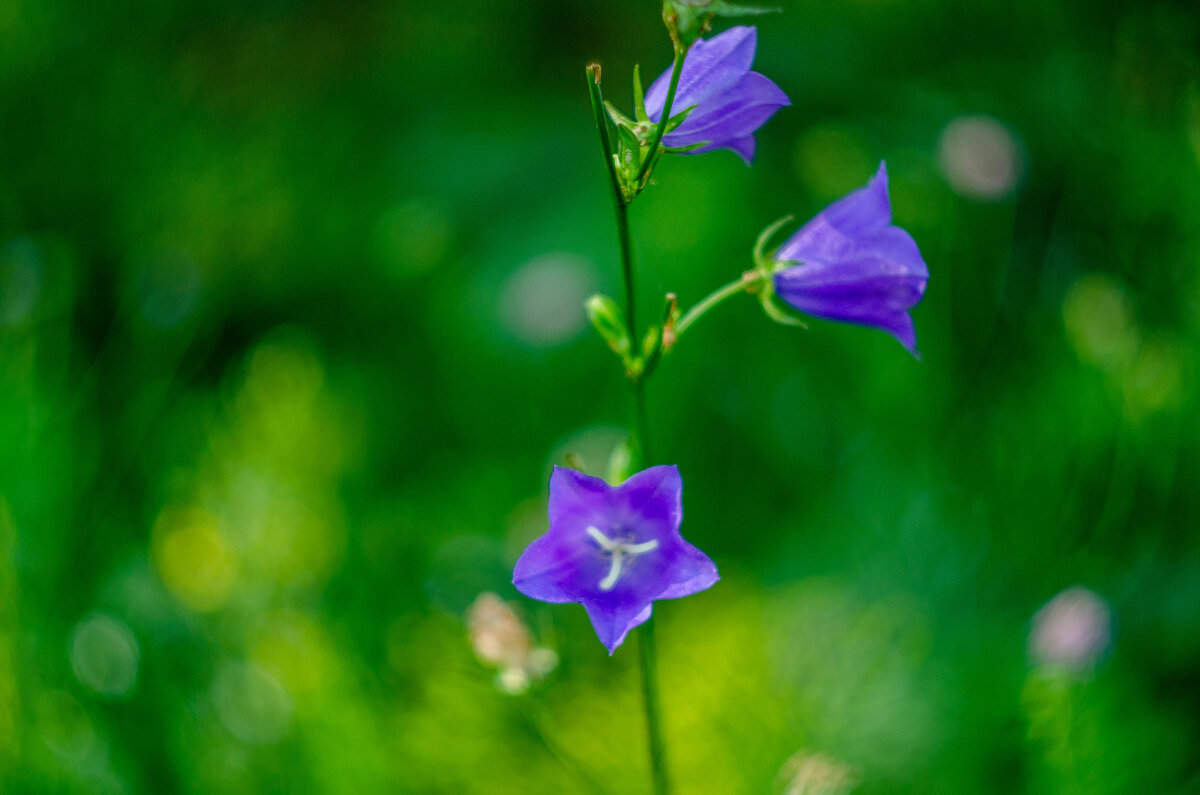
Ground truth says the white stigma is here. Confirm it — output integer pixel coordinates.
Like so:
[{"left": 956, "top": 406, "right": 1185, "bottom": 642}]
[{"left": 586, "top": 526, "right": 659, "bottom": 591}]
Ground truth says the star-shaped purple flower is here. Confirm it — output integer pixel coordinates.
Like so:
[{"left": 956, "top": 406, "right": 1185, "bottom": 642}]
[
  {"left": 773, "top": 162, "right": 929, "bottom": 356},
  {"left": 513, "top": 465, "right": 719, "bottom": 654},
  {"left": 644, "top": 26, "right": 790, "bottom": 164}
]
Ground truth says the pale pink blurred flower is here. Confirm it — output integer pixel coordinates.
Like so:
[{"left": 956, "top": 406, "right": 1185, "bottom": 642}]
[
  {"left": 467, "top": 592, "right": 556, "bottom": 694},
  {"left": 1028, "top": 586, "right": 1111, "bottom": 673}
]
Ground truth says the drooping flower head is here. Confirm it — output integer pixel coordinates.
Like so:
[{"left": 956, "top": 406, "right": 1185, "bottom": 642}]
[
  {"left": 772, "top": 163, "right": 929, "bottom": 356},
  {"left": 644, "top": 26, "right": 790, "bottom": 164},
  {"left": 513, "top": 465, "right": 718, "bottom": 653}
]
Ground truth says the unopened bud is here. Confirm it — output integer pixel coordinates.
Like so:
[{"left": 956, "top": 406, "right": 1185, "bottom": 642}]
[{"left": 585, "top": 294, "right": 630, "bottom": 356}]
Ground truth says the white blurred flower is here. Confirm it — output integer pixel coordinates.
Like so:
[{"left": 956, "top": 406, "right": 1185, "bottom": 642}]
[{"left": 938, "top": 115, "right": 1022, "bottom": 200}]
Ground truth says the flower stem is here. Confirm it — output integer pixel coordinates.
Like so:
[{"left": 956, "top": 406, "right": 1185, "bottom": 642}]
[
  {"left": 635, "top": 47, "right": 687, "bottom": 189},
  {"left": 672, "top": 273, "right": 758, "bottom": 343},
  {"left": 639, "top": 615, "right": 669, "bottom": 795},
  {"left": 616, "top": 202, "right": 638, "bottom": 348},
  {"left": 591, "top": 59, "right": 669, "bottom": 795}
]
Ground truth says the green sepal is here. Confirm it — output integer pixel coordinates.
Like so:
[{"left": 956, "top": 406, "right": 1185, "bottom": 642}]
[
  {"left": 604, "top": 100, "right": 636, "bottom": 130},
  {"left": 662, "top": 1, "right": 713, "bottom": 49},
  {"left": 706, "top": 1, "right": 780, "bottom": 17},
  {"left": 760, "top": 292, "right": 808, "bottom": 328},
  {"left": 633, "top": 65, "right": 649, "bottom": 124},
  {"left": 585, "top": 294, "right": 631, "bottom": 356},
  {"left": 663, "top": 104, "right": 697, "bottom": 134},
  {"left": 663, "top": 1, "right": 779, "bottom": 51},
  {"left": 753, "top": 214, "right": 795, "bottom": 271},
  {"left": 662, "top": 141, "right": 708, "bottom": 154}
]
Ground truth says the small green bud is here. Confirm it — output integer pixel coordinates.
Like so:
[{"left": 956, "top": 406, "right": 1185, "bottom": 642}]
[
  {"left": 663, "top": 0, "right": 779, "bottom": 50},
  {"left": 585, "top": 294, "right": 630, "bottom": 356},
  {"left": 607, "top": 437, "right": 636, "bottom": 485},
  {"left": 662, "top": 0, "right": 713, "bottom": 50},
  {"left": 641, "top": 325, "right": 661, "bottom": 359}
]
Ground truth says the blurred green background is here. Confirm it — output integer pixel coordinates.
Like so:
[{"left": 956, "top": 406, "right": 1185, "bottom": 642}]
[{"left": 2, "top": 0, "right": 1199, "bottom": 792}]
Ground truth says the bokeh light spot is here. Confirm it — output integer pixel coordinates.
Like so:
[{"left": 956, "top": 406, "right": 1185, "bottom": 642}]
[
  {"left": 152, "top": 506, "right": 238, "bottom": 612},
  {"left": 69, "top": 613, "right": 140, "bottom": 699},
  {"left": 251, "top": 610, "right": 333, "bottom": 706},
  {"left": 35, "top": 689, "right": 97, "bottom": 762},
  {"left": 500, "top": 253, "right": 595, "bottom": 346},
  {"left": 212, "top": 661, "right": 293, "bottom": 745},
  {"left": 938, "top": 115, "right": 1022, "bottom": 200},
  {"left": 1063, "top": 273, "right": 1138, "bottom": 371}
]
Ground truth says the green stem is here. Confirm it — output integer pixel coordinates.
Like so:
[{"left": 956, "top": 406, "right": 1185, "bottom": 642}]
[
  {"left": 590, "top": 59, "right": 669, "bottom": 795},
  {"left": 634, "top": 47, "right": 687, "bottom": 188},
  {"left": 617, "top": 202, "right": 637, "bottom": 346},
  {"left": 639, "top": 616, "right": 668, "bottom": 795},
  {"left": 585, "top": 65, "right": 625, "bottom": 209},
  {"left": 634, "top": 378, "right": 653, "bottom": 465},
  {"left": 673, "top": 274, "right": 757, "bottom": 342}
]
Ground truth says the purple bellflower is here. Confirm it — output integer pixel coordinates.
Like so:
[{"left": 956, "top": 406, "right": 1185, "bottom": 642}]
[
  {"left": 513, "top": 465, "right": 718, "bottom": 654},
  {"left": 772, "top": 162, "right": 929, "bottom": 356},
  {"left": 644, "top": 26, "right": 790, "bottom": 164}
]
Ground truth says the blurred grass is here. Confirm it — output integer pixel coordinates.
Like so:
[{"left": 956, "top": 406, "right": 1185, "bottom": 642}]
[{"left": 2, "top": 0, "right": 1200, "bottom": 792}]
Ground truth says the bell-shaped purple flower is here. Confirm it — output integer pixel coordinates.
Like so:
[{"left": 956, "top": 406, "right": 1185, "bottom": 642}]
[
  {"left": 513, "top": 465, "right": 718, "bottom": 654},
  {"left": 644, "top": 26, "right": 790, "bottom": 164},
  {"left": 773, "top": 163, "right": 929, "bottom": 356}
]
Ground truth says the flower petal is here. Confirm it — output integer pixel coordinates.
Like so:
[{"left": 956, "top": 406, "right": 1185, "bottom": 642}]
[
  {"left": 611, "top": 464, "right": 682, "bottom": 543},
  {"left": 664, "top": 73, "right": 789, "bottom": 154},
  {"left": 772, "top": 162, "right": 929, "bottom": 356},
  {"left": 513, "top": 465, "right": 719, "bottom": 653},
  {"left": 774, "top": 261, "right": 927, "bottom": 355},
  {"left": 546, "top": 466, "right": 612, "bottom": 529},
  {"left": 585, "top": 602, "right": 653, "bottom": 655},
  {"left": 778, "top": 164, "right": 892, "bottom": 265},
  {"left": 645, "top": 27, "right": 758, "bottom": 120},
  {"left": 513, "top": 530, "right": 611, "bottom": 603}
]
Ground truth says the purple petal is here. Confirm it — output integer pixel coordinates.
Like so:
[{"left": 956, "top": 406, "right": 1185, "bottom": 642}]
[
  {"left": 546, "top": 466, "right": 611, "bottom": 528},
  {"left": 663, "top": 72, "right": 789, "bottom": 149},
  {"left": 585, "top": 602, "right": 654, "bottom": 655},
  {"left": 655, "top": 542, "right": 720, "bottom": 600},
  {"left": 725, "top": 135, "right": 756, "bottom": 164},
  {"left": 779, "top": 219, "right": 928, "bottom": 282},
  {"left": 645, "top": 27, "right": 758, "bottom": 120},
  {"left": 772, "top": 162, "right": 929, "bottom": 356},
  {"left": 513, "top": 527, "right": 613, "bottom": 604},
  {"left": 780, "top": 164, "right": 892, "bottom": 263},
  {"left": 512, "top": 465, "right": 719, "bottom": 653},
  {"left": 610, "top": 465, "right": 682, "bottom": 543}
]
